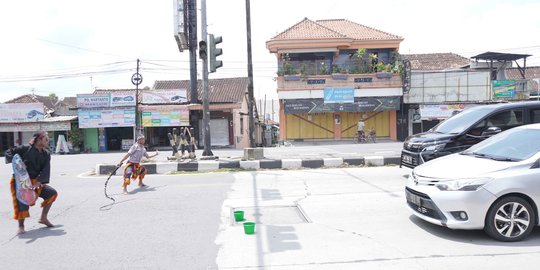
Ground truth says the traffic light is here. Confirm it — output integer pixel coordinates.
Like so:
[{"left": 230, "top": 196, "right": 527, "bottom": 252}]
[
  {"left": 198, "top": 40, "right": 207, "bottom": 59},
  {"left": 209, "top": 34, "right": 223, "bottom": 73}
]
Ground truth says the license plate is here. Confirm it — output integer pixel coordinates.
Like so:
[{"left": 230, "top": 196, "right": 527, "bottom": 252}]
[
  {"left": 402, "top": 154, "right": 412, "bottom": 163},
  {"left": 406, "top": 191, "right": 422, "bottom": 206}
]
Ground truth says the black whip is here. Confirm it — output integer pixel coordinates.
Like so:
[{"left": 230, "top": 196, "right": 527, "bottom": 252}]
[{"left": 104, "top": 164, "right": 122, "bottom": 203}]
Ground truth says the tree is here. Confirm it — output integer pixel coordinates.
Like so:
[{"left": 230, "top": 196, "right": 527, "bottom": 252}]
[
  {"left": 49, "top": 92, "right": 59, "bottom": 103},
  {"left": 68, "top": 124, "right": 83, "bottom": 152}
]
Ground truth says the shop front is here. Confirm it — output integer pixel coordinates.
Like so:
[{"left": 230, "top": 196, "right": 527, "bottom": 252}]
[
  {"left": 280, "top": 96, "right": 400, "bottom": 141},
  {"left": 77, "top": 93, "right": 136, "bottom": 152}
]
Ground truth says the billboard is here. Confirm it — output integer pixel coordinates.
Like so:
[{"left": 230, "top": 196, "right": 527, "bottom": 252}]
[
  {"left": 140, "top": 105, "right": 189, "bottom": 127},
  {"left": 493, "top": 80, "right": 516, "bottom": 98},
  {"left": 77, "top": 93, "right": 136, "bottom": 108},
  {"left": 76, "top": 94, "right": 111, "bottom": 108},
  {"left": 283, "top": 97, "right": 400, "bottom": 114},
  {"left": 0, "top": 103, "right": 44, "bottom": 122},
  {"left": 78, "top": 107, "right": 136, "bottom": 128},
  {"left": 142, "top": 89, "right": 187, "bottom": 104}
]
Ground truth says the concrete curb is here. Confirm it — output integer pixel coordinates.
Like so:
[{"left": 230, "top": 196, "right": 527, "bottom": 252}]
[{"left": 96, "top": 155, "right": 401, "bottom": 175}]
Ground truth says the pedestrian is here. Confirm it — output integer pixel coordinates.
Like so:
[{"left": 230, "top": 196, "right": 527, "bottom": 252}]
[
  {"left": 179, "top": 127, "right": 188, "bottom": 158},
  {"left": 118, "top": 135, "right": 159, "bottom": 194},
  {"left": 5, "top": 131, "right": 58, "bottom": 234},
  {"left": 188, "top": 127, "right": 197, "bottom": 159},
  {"left": 357, "top": 119, "right": 365, "bottom": 142}
]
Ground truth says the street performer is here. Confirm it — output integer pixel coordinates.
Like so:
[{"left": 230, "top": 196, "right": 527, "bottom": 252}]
[
  {"left": 5, "top": 131, "right": 58, "bottom": 234},
  {"left": 118, "top": 135, "right": 158, "bottom": 194}
]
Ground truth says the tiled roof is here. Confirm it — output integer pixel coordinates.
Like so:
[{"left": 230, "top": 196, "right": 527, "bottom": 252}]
[
  {"left": 5, "top": 94, "right": 56, "bottom": 109},
  {"left": 93, "top": 89, "right": 138, "bottom": 101},
  {"left": 402, "top": 53, "right": 470, "bottom": 71},
  {"left": 506, "top": 66, "right": 540, "bottom": 90},
  {"left": 4, "top": 94, "right": 77, "bottom": 116},
  {"left": 316, "top": 19, "right": 402, "bottom": 40},
  {"left": 270, "top": 18, "right": 402, "bottom": 41},
  {"left": 153, "top": 77, "right": 248, "bottom": 104},
  {"left": 60, "top": 97, "right": 78, "bottom": 108}
]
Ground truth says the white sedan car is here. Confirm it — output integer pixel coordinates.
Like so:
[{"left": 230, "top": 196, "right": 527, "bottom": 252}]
[{"left": 405, "top": 123, "right": 540, "bottom": 241}]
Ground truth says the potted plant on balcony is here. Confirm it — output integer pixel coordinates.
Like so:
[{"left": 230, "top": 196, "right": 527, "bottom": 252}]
[
  {"left": 278, "top": 53, "right": 301, "bottom": 81},
  {"left": 375, "top": 62, "right": 393, "bottom": 78},
  {"left": 331, "top": 65, "right": 348, "bottom": 80}
]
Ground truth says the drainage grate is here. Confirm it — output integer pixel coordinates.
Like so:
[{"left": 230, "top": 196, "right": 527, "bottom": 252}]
[{"left": 232, "top": 205, "right": 309, "bottom": 225}]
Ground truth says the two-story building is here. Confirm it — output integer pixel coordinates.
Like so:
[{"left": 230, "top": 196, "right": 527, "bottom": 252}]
[{"left": 266, "top": 18, "right": 404, "bottom": 142}]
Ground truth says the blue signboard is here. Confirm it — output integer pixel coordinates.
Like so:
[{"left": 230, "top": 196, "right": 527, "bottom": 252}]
[{"left": 323, "top": 88, "right": 355, "bottom": 103}]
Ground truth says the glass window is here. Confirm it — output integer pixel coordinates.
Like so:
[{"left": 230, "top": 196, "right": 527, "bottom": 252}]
[
  {"left": 530, "top": 109, "right": 540, "bottom": 124},
  {"left": 463, "top": 128, "right": 540, "bottom": 161},
  {"left": 485, "top": 110, "right": 523, "bottom": 130},
  {"left": 431, "top": 107, "right": 492, "bottom": 134}
]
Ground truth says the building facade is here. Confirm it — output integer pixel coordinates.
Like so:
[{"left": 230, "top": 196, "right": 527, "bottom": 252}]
[{"left": 266, "top": 18, "right": 404, "bottom": 142}]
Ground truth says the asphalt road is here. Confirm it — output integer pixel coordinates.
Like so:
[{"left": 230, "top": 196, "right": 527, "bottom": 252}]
[
  {"left": 2, "top": 152, "right": 540, "bottom": 269},
  {"left": 0, "top": 153, "right": 234, "bottom": 270}
]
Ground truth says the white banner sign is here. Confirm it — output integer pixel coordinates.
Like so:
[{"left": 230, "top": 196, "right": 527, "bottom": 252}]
[
  {"left": 110, "top": 92, "right": 136, "bottom": 107},
  {"left": 142, "top": 89, "right": 187, "bottom": 104},
  {"left": 78, "top": 107, "right": 135, "bottom": 128},
  {"left": 0, "top": 103, "right": 44, "bottom": 122},
  {"left": 77, "top": 94, "right": 111, "bottom": 108}
]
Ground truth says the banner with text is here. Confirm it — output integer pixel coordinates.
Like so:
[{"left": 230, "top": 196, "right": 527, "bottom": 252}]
[
  {"left": 78, "top": 107, "right": 136, "bottom": 128},
  {"left": 323, "top": 88, "right": 354, "bottom": 103},
  {"left": 283, "top": 97, "right": 401, "bottom": 114},
  {"left": 140, "top": 105, "right": 189, "bottom": 127}
]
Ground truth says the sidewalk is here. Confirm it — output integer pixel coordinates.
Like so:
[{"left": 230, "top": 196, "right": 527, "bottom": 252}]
[{"left": 96, "top": 140, "right": 404, "bottom": 175}]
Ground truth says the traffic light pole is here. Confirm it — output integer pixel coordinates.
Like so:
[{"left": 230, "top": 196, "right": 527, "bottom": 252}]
[
  {"left": 188, "top": 0, "right": 198, "bottom": 104},
  {"left": 200, "top": 0, "right": 213, "bottom": 156}
]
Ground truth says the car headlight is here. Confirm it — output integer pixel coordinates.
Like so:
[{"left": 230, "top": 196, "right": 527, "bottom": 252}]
[
  {"left": 436, "top": 177, "right": 494, "bottom": 191},
  {"left": 421, "top": 141, "right": 448, "bottom": 152}
]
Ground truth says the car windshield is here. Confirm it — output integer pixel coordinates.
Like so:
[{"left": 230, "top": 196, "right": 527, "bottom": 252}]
[
  {"left": 462, "top": 128, "right": 540, "bottom": 161},
  {"left": 430, "top": 107, "right": 492, "bottom": 134}
]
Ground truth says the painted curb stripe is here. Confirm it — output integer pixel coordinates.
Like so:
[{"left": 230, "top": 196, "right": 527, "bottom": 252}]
[
  {"left": 260, "top": 160, "right": 282, "bottom": 169},
  {"left": 302, "top": 159, "right": 324, "bottom": 169},
  {"left": 219, "top": 160, "right": 240, "bottom": 169},
  {"left": 96, "top": 155, "right": 402, "bottom": 175},
  {"left": 178, "top": 162, "right": 198, "bottom": 171},
  {"left": 343, "top": 158, "right": 365, "bottom": 166}
]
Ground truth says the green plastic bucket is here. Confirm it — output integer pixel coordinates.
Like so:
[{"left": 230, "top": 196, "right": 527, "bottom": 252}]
[
  {"left": 234, "top": 211, "right": 245, "bottom": 222},
  {"left": 243, "top": 222, "right": 255, "bottom": 235}
]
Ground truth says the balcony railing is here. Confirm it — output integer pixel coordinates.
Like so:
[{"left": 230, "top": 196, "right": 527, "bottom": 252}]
[
  {"left": 277, "top": 72, "right": 403, "bottom": 90},
  {"left": 277, "top": 59, "right": 401, "bottom": 77}
]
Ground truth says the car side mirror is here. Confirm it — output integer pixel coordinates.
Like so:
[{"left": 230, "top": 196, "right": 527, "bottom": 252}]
[
  {"left": 531, "top": 158, "right": 540, "bottom": 169},
  {"left": 481, "top": 126, "right": 502, "bottom": 137}
]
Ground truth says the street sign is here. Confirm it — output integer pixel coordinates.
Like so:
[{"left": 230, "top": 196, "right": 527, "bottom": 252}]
[{"left": 131, "top": 72, "right": 143, "bottom": 86}]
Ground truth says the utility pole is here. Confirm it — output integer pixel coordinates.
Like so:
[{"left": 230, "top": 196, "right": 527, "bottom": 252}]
[
  {"left": 200, "top": 0, "right": 213, "bottom": 156},
  {"left": 131, "top": 59, "right": 143, "bottom": 139},
  {"left": 245, "top": 0, "right": 256, "bottom": 147}
]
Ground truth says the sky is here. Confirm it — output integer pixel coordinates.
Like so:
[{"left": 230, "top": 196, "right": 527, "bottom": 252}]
[{"left": 1, "top": 0, "right": 539, "bottom": 103}]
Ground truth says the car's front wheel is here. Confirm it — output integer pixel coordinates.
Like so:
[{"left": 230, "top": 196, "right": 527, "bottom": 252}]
[{"left": 485, "top": 196, "right": 536, "bottom": 242}]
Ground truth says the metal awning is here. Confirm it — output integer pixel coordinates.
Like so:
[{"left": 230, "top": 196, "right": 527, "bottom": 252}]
[{"left": 471, "top": 51, "right": 532, "bottom": 79}]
